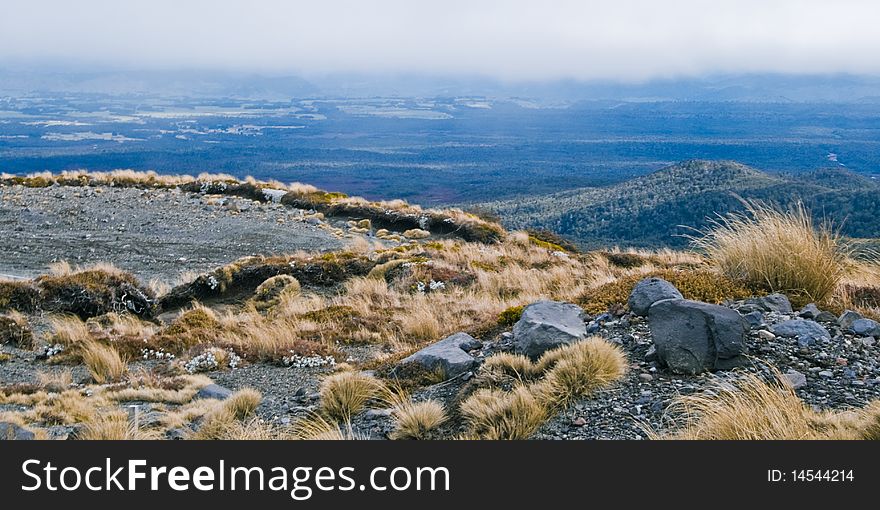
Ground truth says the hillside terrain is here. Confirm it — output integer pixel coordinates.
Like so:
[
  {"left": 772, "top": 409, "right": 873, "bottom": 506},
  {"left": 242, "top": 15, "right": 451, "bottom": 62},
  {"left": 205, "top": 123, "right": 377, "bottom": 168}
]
[
  {"left": 483, "top": 160, "right": 880, "bottom": 248},
  {"left": 2, "top": 170, "right": 880, "bottom": 441}
]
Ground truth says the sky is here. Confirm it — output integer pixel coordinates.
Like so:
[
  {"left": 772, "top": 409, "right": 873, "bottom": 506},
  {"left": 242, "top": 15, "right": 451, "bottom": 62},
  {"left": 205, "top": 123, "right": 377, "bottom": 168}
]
[{"left": 1, "top": 0, "right": 879, "bottom": 81}]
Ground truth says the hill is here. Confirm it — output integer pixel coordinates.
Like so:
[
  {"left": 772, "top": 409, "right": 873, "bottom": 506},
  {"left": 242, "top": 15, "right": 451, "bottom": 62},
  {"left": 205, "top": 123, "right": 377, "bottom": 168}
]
[{"left": 482, "top": 160, "right": 880, "bottom": 248}]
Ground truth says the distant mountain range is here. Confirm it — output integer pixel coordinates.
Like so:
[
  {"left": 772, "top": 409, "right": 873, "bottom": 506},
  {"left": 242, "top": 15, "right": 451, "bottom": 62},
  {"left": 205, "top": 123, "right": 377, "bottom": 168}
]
[
  {"left": 483, "top": 160, "right": 880, "bottom": 249},
  {"left": 3, "top": 67, "right": 880, "bottom": 103}
]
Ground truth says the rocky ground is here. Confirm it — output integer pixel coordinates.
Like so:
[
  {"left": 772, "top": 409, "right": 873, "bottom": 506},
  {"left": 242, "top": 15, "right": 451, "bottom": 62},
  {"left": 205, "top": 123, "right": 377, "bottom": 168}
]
[
  {"left": 0, "top": 184, "right": 347, "bottom": 282},
  {"left": 3, "top": 182, "right": 880, "bottom": 440}
]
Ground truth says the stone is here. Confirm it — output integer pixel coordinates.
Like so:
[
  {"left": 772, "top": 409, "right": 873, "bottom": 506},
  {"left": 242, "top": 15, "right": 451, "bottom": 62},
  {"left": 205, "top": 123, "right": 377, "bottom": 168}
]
[
  {"left": 818, "top": 370, "right": 834, "bottom": 378},
  {"left": 838, "top": 310, "right": 864, "bottom": 331},
  {"left": 815, "top": 311, "right": 839, "bottom": 323},
  {"left": 799, "top": 303, "right": 821, "bottom": 319},
  {"left": 850, "top": 318, "right": 880, "bottom": 337},
  {"left": 756, "top": 330, "right": 776, "bottom": 341},
  {"left": 571, "top": 417, "right": 587, "bottom": 427},
  {"left": 746, "top": 293, "right": 793, "bottom": 313},
  {"left": 770, "top": 320, "right": 831, "bottom": 347},
  {"left": 742, "top": 311, "right": 764, "bottom": 328},
  {"left": 782, "top": 370, "right": 807, "bottom": 389},
  {"left": 513, "top": 300, "right": 587, "bottom": 359},
  {"left": 647, "top": 299, "right": 749, "bottom": 374},
  {"left": 627, "top": 277, "right": 683, "bottom": 316},
  {"left": 396, "top": 332, "right": 482, "bottom": 379},
  {"left": 194, "top": 384, "right": 233, "bottom": 400},
  {"left": 0, "top": 422, "right": 35, "bottom": 440}
]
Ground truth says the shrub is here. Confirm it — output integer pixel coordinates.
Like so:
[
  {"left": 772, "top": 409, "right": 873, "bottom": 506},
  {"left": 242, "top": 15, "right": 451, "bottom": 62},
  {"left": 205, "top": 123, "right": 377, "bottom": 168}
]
[
  {"left": 250, "top": 275, "right": 301, "bottom": 310},
  {"left": 36, "top": 266, "right": 156, "bottom": 319},
  {"left": 0, "top": 280, "right": 40, "bottom": 313},
  {"left": 691, "top": 201, "right": 853, "bottom": 306},
  {"left": 497, "top": 306, "right": 524, "bottom": 327},
  {"left": 155, "top": 304, "right": 221, "bottom": 353},
  {"left": 0, "top": 311, "right": 34, "bottom": 348}
]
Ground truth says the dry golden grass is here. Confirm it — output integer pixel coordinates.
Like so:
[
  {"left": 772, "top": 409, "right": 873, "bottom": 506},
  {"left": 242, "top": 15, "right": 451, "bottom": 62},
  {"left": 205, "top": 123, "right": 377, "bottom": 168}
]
[
  {"left": 654, "top": 372, "right": 880, "bottom": 440},
  {"left": 319, "top": 371, "right": 388, "bottom": 422},
  {"left": 102, "top": 374, "right": 212, "bottom": 404},
  {"left": 292, "top": 413, "right": 369, "bottom": 440},
  {"left": 463, "top": 338, "right": 628, "bottom": 439},
  {"left": 533, "top": 339, "right": 629, "bottom": 410},
  {"left": 37, "top": 369, "right": 73, "bottom": 392},
  {"left": 460, "top": 386, "right": 548, "bottom": 440},
  {"left": 691, "top": 201, "right": 854, "bottom": 305},
  {"left": 80, "top": 411, "right": 161, "bottom": 440},
  {"left": 390, "top": 400, "right": 447, "bottom": 440},
  {"left": 191, "top": 388, "right": 262, "bottom": 440},
  {"left": 81, "top": 340, "right": 127, "bottom": 384}
]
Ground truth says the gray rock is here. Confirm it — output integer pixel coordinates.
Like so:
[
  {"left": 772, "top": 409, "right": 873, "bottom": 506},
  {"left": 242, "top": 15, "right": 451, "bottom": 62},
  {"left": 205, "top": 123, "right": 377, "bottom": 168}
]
[
  {"left": 513, "top": 300, "right": 587, "bottom": 358},
  {"left": 746, "top": 293, "right": 793, "bottom": 313},
  {"left": 195, "top": 384, "right": 233, "bottom": 400},
  {"left": 396, "top": 332, "right": 482, "bottom": 379},
  {"left": 647, "top": 299, "right": 749, "bottom": 374},
  {"left": 782, "top": 370, "right": 807, "bottom": 389},
  {"left": 770, "top": 320, "right": 831, "bottom": 347},
  {"left": 851, "top": 318, "right": 880, "bottom": 337},
  {"left": 815, "top": 311, "right": 839, "bottom": 323},
  {"left": 799, "top": 303, "right": 821, "bottom": 319},
  {"left": 0, "top": 422, "right": 35, "bottom": 440},
  {"left": 838, "top": 310, "right": 864, "bottom": 331},
  {"left": 756, "top": 329, "right": 776, "bottom": 341},
  {"left": 627, "top": 277, "right": 683, "bottom": 316},
  {"left": 742, "top": 311, "right": 765, "bottom": 328},
  {"left": 818, "top": 370, "right": 834, "bottom": 379}
]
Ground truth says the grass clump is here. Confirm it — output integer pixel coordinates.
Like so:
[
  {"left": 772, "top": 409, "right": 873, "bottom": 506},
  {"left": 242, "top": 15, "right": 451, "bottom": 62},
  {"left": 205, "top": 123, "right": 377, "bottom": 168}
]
[
  {"left": 319, "top": 371, "right": 387, "bottom": 422},
  {"left": 460, "top": 386, "right": 548, "bottom": 440},
  {"left": 190, "top": 388, "right": 263, "bottom": 439},
  {"left": 156, "top": 304, "right": 221, "bottom": 354},
  {"left": 81, "top": 340, "right": 127, "bottom": 384},
  {"left": 465, "top": 338, "right": 628, "bottom": 439},
  {"left": 390, "top": 400, "right": 447, "bottom": 440},
  {"left": 691, "top": 201, "right": 853, "bottom": 307}
]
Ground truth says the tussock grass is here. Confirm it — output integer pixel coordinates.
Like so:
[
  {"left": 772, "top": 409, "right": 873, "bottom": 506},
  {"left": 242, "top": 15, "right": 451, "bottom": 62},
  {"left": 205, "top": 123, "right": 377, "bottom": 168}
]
[
  {"left": 319, "top": 371, "right": 387, "bottom": 422},
  {"left": 691, "top": 201, "right": 853, "bottom": 305},
  {"left": 191, "top": 388, "right": 262, "bottom": 440},
  {"left": 292, "top": 413, "right": 369, "bottom": 440},
  {"left": 390, "top": 400, "right": 447, "bottom": 440},
  {"left": 465, "top": 338, "right": 627, "bottom": 439},
  {"left": 37, "top": 370, "right": 73, "bottom": 392},
  {"left": 0, "top": 310, "right": 34, "bottom": 348},
  {"left": 654, "top": 371, "right": 880, "bottom": 440},
  {"left": 80, "top": 411, "right": 161, "bottom": 440},
  {"left": 81, "top": 340, "right": 127, "bottom": 384},
  {"left": 460, "top": 386, "right": 548, "bottom": 440}
]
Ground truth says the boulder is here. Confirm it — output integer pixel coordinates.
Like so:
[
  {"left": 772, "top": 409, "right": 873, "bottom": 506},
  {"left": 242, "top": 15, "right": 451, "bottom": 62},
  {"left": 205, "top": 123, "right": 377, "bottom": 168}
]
[
  {"left": 513, "top": 300, "right": 587, "bottom": 358},
  {"left": 627, "top": 277, "right": 683, "bottom": 316},
  {"left": 851, "top": 318, "right": 880, "bottom": 337},
  {"left": 746, "top": 294, "right": 793, "bottom": 313},
  {"left": 194, "top": 384, "right": 233, "bottom": 400},
  {"left": 770, "top": 320, "right": 831, "bottom": 347},
  {"left": 647, "top": 299, "right": 749, "bottom": 374},
  {"left": 396, "top": 332, "right": 482, "bottom": 380},
  {"left": 0, "top": 422, "right": 35, "bottom": 440},
  {"left": 838, "top": 310, "right": 864, "bottom": 331}
]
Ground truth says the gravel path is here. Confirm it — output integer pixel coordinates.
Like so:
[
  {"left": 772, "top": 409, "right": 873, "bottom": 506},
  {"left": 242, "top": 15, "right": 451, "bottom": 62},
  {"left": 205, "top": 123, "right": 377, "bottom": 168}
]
[{"left": 0, "top": 184, "right": 346, "bottom": 282}]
